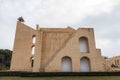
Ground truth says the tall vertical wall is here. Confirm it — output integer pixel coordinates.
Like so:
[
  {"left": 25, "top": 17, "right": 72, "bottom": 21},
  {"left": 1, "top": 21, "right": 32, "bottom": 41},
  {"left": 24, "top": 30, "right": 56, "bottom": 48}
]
[
  {"left": 10, "top": 22, "right": 104, "bottom": 72},
  {"left": 45, "top": 28, "right": 104, "bottom": 72},
  {"left": 10, "top": 21, "right": 35, "bottom": 71},
  {"left": 33, "top": 28, "right": 75, "bottom": 72}
]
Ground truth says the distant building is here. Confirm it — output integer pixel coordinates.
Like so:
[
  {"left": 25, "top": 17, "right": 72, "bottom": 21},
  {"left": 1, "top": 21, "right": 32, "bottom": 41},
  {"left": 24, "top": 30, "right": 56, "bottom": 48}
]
[
  {"left": 104, "top": 56, "right": 120, "bottom": 71},
  {"left": 10, "top": 21, "right": 108, "bottom": 72}
]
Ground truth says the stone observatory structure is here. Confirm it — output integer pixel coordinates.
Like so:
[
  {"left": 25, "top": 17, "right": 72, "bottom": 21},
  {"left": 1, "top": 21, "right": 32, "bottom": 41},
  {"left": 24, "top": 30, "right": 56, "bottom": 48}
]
[
  {"left": 10, "top": 21, "right": 105, "bottom": 72},
  {"left": 104, "top": 56, "right": 120, "bottom": 72}
]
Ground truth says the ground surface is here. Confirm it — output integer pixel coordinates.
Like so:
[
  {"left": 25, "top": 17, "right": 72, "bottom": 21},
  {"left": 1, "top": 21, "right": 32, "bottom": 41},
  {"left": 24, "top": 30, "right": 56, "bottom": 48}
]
[{"left": 1, "top": 76, "right": 120, "bottom": 80}]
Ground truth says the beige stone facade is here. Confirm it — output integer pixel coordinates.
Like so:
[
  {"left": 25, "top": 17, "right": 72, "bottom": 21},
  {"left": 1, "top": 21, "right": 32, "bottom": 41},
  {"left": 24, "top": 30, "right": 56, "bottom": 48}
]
[
  {"left": 10, "top": 21, "right": 105, "bottom": 72},
  {"left": 104, "top": 56, "right": 120, "bottom": 71}
]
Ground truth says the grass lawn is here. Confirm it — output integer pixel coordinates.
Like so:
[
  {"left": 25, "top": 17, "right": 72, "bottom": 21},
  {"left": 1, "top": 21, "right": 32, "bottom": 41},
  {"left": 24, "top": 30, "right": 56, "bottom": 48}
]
[{"left": 1, "top": 76, "right": 120, "bottom": 80}]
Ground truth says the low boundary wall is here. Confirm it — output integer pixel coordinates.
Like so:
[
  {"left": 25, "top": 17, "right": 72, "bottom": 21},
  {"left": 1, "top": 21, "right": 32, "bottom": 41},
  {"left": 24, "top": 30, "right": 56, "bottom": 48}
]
[{"left": 0, "top": 72, "right": 120, "bottom": 77}]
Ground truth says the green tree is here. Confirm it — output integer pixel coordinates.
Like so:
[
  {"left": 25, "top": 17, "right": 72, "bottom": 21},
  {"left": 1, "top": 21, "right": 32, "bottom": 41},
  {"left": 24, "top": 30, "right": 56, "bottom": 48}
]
[
  {"left": 0, "top": 49, "right": 12, "bottom": 69},
  {"left": 0, "top": 54, "right": 5, "bottom": 68}
]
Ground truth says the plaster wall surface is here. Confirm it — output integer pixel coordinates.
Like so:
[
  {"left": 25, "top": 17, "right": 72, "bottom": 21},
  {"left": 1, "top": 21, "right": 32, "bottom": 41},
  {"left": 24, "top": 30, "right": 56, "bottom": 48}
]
[{"left": 10, "top": 21, "right": 105, "bottom": 72}]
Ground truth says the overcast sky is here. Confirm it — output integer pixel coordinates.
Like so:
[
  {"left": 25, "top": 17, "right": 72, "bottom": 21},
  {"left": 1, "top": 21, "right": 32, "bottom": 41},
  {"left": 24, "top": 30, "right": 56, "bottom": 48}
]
[{"left": 0, "top": 0, "right": 120, "bottom": 57}]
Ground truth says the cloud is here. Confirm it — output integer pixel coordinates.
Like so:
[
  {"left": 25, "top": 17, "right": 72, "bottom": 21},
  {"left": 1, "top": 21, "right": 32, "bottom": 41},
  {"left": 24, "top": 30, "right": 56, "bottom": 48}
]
[
  {"left": 79, "top": 4, "right": 120, "bottom": 57},
  {"left": 30, "top": 0, "right": 120, "bottom": 27},
  {"left": 0, "top": 0, "right": 120, "bottom": 57},
  {"left": 97, "top": 38, "right": 120, "bottom": 57},
  {"left": 1, "top": 0, "right": 119, "bottom": 27}
]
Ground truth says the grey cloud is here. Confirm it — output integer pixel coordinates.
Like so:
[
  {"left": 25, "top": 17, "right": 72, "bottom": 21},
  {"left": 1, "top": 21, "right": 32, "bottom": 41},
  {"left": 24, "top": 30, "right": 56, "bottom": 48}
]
[
  {"left": 79, "top": 4, "right": 120, "bottom": 40},
  {"left": 0, "top": 0, "right": 120, "bottom": 57},
  {"left": 77, "top": 5, "right": 120, "bottom": 57}
]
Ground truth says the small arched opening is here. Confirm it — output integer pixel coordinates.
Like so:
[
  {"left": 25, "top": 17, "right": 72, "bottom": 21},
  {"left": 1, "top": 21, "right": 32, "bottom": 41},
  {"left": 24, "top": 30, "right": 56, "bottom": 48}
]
[
  {"left": 31, "top": 46, "right": 35, "bottom": 55},
  {"left": 32, "top": 35, "right": 36, "bottom": 44},
  {"left": 31, "top": 57, "right": 34, "bottom": 67}
]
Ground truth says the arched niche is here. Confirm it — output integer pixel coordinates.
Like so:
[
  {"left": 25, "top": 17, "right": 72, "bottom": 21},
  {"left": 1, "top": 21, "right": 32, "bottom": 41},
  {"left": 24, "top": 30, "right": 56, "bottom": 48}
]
[
  {"left": 61, "top": 56, "right": 72, "bottom": 72},
  {"left": 80, "top": 57, "right": 90, "bottom": 72},
  {"left": 79, "top": 37, "right": 89, "bottom": 53}
]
